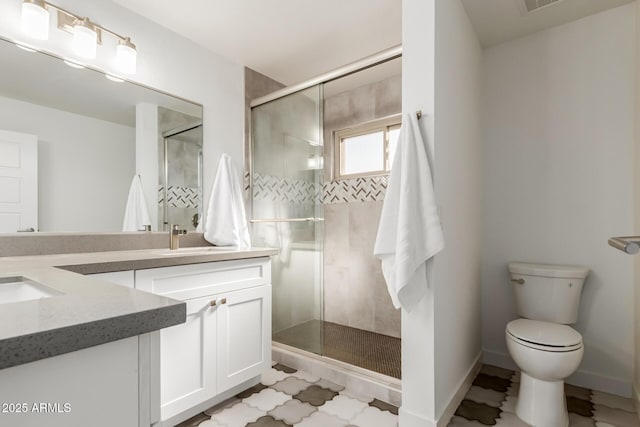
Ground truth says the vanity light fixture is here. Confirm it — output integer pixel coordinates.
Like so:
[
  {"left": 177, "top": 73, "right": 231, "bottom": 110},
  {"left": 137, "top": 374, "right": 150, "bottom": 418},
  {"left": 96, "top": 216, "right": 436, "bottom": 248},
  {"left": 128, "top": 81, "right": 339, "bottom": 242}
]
[
  {"left": 20, "top": 0, "right": 137, "bottom": 74},
  {"left": 21, "top": 0, "right": 49, "bottom": 40}
]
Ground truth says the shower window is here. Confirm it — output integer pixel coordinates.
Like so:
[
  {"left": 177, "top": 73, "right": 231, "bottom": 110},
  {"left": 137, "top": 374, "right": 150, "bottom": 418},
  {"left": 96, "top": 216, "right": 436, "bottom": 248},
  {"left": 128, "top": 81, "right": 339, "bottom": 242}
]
[{"left": 334, "top": 114, "right": 401, "bottom": 179}]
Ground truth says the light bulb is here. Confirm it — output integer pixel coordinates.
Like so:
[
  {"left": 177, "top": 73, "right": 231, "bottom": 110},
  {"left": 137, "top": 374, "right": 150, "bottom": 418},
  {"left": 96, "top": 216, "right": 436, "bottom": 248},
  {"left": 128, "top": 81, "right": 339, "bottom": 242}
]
[
  {"left": 21, "top": 0, "right": 49, "bottom": 40},
  {"left": 72, "top": 18, "right": 97, "bottom": 59},
  {"left": 116, "top": 38, "right": 137, "bottom": 74}
]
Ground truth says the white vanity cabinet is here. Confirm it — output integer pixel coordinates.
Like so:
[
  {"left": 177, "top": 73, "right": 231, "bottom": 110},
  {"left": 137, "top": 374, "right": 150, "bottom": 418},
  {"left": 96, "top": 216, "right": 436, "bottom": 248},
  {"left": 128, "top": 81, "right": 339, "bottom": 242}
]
[{"left": 134, "top": 257, "right": 272, "bottom": 426}]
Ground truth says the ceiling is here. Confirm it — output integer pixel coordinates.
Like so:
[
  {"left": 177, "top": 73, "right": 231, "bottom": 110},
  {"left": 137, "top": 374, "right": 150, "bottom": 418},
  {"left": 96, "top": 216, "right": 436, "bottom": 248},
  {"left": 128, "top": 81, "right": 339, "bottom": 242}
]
[
  {"left": 461, "top": 0, "right": 634, "bottom": 48},
  {"left": 112, "top": 0, "right": 633, "bottom": 87},
  {"left": 111, "top": 0, "right": 402, "bottom": 86}
]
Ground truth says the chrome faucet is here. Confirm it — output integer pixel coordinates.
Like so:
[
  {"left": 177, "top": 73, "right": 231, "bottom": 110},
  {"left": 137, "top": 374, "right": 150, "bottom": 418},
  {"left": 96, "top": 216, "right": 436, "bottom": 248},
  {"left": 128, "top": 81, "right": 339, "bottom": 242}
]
[{"left": 170, "top": 224, "right": 187, "bottom": 250}]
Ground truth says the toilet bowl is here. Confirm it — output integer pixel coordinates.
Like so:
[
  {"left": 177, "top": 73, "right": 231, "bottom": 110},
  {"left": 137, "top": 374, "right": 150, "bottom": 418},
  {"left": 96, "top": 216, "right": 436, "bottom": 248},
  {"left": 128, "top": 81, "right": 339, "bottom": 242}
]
[
  {"left": 505, "top": 262, "right": 589, "bottom": 427},
  {"left": 506, "top": 319, "right": 583, "bottom": 427}
]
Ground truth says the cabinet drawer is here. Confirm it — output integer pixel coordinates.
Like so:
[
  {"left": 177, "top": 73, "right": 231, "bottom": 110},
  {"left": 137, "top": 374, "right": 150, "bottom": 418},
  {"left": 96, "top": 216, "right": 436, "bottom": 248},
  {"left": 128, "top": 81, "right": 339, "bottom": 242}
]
[{"left": 135, "top": 257, "right": 271, "bottom": 301}]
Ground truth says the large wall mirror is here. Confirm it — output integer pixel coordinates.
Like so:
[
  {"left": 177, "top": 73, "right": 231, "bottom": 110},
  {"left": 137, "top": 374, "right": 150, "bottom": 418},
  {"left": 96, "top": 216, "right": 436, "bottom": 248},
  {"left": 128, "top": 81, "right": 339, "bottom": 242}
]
[{"left": 0, "top": 36, "right": 203, "bottom": 234}]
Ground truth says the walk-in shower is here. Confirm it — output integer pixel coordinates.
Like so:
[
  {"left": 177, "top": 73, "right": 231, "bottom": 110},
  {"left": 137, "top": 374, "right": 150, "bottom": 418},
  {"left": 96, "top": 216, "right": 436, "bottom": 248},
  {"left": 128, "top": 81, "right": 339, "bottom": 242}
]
[
  {"left": 249, "top": 48, "right": 402, "bottom": 379},
  {"left": 161, "top": 123, "right": 203, "bottom": 231}
]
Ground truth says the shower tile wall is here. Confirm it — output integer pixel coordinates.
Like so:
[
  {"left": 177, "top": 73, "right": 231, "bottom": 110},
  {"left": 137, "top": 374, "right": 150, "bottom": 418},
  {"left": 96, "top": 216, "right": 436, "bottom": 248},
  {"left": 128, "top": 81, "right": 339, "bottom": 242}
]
[{"left": 323, "top": 74, "right": 401, "bottom": 338}]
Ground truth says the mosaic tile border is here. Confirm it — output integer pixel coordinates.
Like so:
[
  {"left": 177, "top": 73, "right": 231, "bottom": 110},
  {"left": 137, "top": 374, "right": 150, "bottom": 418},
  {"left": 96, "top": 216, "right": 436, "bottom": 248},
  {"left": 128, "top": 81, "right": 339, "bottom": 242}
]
[
  {"left": 158, "top": 185, "right": 200, "bottom": 208},
  {"left": 248, "top": 173, "right": 388, "bottom": 205}
]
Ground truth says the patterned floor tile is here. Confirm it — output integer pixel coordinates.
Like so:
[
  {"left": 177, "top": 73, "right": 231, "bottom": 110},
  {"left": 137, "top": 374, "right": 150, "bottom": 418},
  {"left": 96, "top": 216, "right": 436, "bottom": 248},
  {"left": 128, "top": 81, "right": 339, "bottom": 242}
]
[
  {"left": 271, "top": 377, "right": 314, "bottom": 395},
  {"left": 448, "top": 416, "right": 488, "bottom": 426},
  {"left": 210, "top": 402, "right": 265, "bottom": 427},
  {"left": 339, "top": 389, "right": 375, "bottom": 404},
  {"left": 197, "top": 419, "right": 227, "bottom": 427},
  {"left": 591, "top": 391, "right": 636, "bottom": 413},
  {"left": 567, "top": 396, "right": 594, "bottom": 418},
  {"left": 369, "top": 399, "right": 399, "bottom": 415},
  {"left": 472, "top": 374, "right": 510, "bottom": 393},
  {"left": 499, "top": 395, "right": 517, "bottom": 414},
  {"left": 480, "top": 365, "right": 514, "bottom": 380},
  {"left": 566, "top": 384, "right": 593, "bottom": 401},
  {"left": 319, "top": 395, "right": 369, "bottom": 421},
  {"left": 465, "top": 385, "right": 506, "bottom": 408},
  {"left": 246, "top": 415, "right": 292, "bottom": 427},
  {"left": 593, "top": 404, "right": 640, "bottom": 427},
  {"left": 273, "top": 364, "right": 297, "bottom": 374},
  {"left": 268, "top": 399, "right": 317, "bottom": 424},
  {"left": 243, "top": 389, "right": 291, "bottom": 412},
  {"left": 295, "top": 411, "right": 349, "bottom": 427},
  {"left": 569, "top": 412, "right": 597, "bottom": 427},
  {"left": 493, "top": 411, "right": 529, "bottom": 426},
  {"left": 261, "top": 369, "right": 291, "bottom": 386},
  {"left": 511, "top": 371, "right": 520, "bottom": 383},
  {"left": 205, "top": 397, "right": 243, "bottom": 415},
  {"left": 455, "top": 399, "right": 502, "bottom": 424},
  {"left": 291, "top": 371, "right": 321, "bottom": 383},
  {"left": 175, "top": 412, "right": 211, "bottom": 426},
  {"left": 506, "top": 383, "right": 519, "bottom": 397},
  {"left": 315, "top": 379, "right": 345, "bottom": 392},
  {"left": 595, "top": 423, "right": 617, "bottom": 427},
  {"left": 294, "top": 385, "right": 339, "bottom": 406},
  {"left": 349, "top": 406, "right": 398, "bottom": 427}
]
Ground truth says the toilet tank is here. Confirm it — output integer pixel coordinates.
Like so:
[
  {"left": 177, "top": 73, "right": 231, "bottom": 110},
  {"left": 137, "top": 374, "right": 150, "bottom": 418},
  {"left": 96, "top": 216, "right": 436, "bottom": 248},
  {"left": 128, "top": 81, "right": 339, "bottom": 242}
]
[{"left": 508, "top": 262, "right": 590, "bottom": 324}]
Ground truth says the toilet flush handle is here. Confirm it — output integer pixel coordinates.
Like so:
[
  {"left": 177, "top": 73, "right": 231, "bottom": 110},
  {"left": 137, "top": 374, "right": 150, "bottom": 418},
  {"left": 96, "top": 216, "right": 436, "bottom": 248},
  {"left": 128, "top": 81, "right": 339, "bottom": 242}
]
[{"left": 511, "top": 278, "right": 525, "bottom": 285}]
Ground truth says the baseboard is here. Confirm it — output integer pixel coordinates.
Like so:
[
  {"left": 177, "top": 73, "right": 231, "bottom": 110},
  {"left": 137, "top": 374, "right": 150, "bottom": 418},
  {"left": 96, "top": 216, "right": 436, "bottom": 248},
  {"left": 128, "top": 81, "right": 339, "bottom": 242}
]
[
  {"left": 483, "top": 348, "right": 632, "bottom": 398},
  {"left": 436, "top": 352, "right": 483, "bottom": 427},
  {"left": 399, "top": 407, "right": 437, "bottom": 427}
]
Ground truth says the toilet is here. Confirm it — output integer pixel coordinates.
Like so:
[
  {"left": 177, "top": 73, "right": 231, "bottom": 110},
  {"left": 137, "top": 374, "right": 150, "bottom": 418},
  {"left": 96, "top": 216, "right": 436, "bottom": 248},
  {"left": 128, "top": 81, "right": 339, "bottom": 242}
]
[{"left": 505, "top": 262, "right": 589, "bottom": 427}]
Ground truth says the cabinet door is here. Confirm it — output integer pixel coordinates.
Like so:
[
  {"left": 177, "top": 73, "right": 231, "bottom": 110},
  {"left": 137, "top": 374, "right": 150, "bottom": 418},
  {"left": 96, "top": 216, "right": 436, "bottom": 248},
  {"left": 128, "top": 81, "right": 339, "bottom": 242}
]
[
  {"left": 159, "top": 295, "right": 217, "bottom": 421},
  {"left": 217, "top": 284, "right": 272, "bottom": 392}
]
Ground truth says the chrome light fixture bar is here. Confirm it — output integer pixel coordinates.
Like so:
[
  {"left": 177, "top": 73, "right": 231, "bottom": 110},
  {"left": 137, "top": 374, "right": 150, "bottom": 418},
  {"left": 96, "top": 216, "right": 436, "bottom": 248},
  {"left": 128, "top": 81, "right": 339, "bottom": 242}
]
[{"left": 20, "top": 0, "right": 137, "bottom": 74}]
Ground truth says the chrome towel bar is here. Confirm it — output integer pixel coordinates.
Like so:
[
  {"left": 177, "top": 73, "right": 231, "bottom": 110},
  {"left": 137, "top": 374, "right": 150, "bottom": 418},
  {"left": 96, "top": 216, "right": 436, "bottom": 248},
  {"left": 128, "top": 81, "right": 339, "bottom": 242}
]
[{"left": 608, "top": 236, "right": 640, "bottom": 255}]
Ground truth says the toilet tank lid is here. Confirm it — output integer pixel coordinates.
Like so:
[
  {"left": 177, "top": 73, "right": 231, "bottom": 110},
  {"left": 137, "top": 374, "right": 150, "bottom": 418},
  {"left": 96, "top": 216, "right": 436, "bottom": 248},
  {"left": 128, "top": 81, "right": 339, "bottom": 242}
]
[
  {"left": 508, "top": 262, "right": 589, "bottom": 279},
  {"left": 507, "top": 319, "right": 582, "bottom": 347}
]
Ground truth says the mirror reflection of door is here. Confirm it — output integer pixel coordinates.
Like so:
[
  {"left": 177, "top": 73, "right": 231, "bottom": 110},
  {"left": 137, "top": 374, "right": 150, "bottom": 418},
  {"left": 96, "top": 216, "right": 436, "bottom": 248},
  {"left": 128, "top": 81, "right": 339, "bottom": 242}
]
[{"left": 0, "top": 130, "right": 37, "bottom": 233}]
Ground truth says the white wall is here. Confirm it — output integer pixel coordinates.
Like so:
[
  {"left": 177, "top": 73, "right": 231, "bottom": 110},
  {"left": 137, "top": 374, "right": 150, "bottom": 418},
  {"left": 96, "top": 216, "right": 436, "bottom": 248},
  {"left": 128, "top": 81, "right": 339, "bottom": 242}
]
[
  {"left": 401, "top": 0, "right": 483, "bottom": 425},
  {"left": 0, "top": 0, "right": 244, "bottom": 224},
  {"left": 482, "top": 4, "right": 636, "bottom": 397},
  {"left": 634, "top": 0, "right": 640, "bottom": 412},
  {"left": 0, "top": 95, "right": 134, "bottom": 232},
  {"left": 432, "top": 0, "right": 483, "bottom": 419}
]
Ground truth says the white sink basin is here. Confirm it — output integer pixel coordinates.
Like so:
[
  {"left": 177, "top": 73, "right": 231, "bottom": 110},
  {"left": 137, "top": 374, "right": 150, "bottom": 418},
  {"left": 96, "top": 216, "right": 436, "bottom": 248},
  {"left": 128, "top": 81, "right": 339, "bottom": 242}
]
[
  {"left": 160, "top": 247, "right": 232, "bottom": 256},
  {"left": 0, "top": 276, "right": 63, "bottom": 305}
]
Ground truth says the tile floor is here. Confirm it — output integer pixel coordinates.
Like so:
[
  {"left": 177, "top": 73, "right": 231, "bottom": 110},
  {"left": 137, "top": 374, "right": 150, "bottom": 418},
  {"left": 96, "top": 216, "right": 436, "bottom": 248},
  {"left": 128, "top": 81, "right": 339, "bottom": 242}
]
[
  {"left": 176, "top": 363, "right": 399, "bottom": 427},
  {"left": 449, "top": 365, "right": 639, "bottom": 427}
]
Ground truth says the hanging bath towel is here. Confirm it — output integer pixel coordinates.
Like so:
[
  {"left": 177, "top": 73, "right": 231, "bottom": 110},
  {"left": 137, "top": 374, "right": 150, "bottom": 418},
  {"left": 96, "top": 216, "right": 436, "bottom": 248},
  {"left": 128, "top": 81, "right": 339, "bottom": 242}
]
[
  {"left": 203, "top": 154, "right": 251, "bottom": 248},
  {"left": 122, "top": 175, "right": 152, "bottom": 232},
  {"left": 373, "top": 112, "right": 444, "bottom": 312}
]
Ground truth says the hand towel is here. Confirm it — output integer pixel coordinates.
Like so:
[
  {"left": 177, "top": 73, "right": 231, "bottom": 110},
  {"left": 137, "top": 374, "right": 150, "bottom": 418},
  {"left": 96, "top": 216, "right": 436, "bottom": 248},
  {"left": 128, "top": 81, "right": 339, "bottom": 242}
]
[
  {"left": 373, "top": 112, "right": 444, "bottom": 312},
  {"left": 122, "top": 175, "right": 152, "bottom": 232},
  {"left": 203, "top": 154, "right": 251, "bottom": 247}
]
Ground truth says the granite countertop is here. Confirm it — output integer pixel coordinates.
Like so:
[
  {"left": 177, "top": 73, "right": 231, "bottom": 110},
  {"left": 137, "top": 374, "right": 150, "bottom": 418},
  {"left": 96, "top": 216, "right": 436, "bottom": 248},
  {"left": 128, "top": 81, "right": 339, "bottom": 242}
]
[{"left": 0, "top": 246, "right": 278, "bottom": 370}]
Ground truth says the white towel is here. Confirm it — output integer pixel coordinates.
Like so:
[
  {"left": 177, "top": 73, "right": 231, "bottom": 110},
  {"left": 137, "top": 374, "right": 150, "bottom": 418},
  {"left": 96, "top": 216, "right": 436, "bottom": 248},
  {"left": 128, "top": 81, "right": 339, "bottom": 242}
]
[
  {"left": 203, "top": 154, "right": 251, "bottom": 248},
  {"left": 122, "top": 175, "right": 152, "bottom": 232},
  {"left": 373, "top": 112, "right": 444, "bottom": 312}
]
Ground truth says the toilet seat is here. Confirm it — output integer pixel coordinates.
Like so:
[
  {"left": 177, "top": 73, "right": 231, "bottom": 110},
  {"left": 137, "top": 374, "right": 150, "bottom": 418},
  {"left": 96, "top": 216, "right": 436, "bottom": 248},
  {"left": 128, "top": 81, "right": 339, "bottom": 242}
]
[{"left": 506, "top": 319, "right": 582, "bottom": 352}]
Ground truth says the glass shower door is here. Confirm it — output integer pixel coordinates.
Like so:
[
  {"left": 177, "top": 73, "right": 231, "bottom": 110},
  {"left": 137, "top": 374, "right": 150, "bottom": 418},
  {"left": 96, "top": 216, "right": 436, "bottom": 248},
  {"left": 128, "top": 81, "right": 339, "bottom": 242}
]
[{"left": 250, "top": 85, "right": 324, "bottom": 355}]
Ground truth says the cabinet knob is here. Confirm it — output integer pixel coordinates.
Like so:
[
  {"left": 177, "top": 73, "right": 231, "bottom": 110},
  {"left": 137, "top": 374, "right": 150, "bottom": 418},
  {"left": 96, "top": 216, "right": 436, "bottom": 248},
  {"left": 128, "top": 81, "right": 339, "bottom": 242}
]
[
  {"left": 220, "top": 298, "right": 227, "bottom": 305},
  {"left": 210, "top": 299, "right": 217, "bottom": 307}
]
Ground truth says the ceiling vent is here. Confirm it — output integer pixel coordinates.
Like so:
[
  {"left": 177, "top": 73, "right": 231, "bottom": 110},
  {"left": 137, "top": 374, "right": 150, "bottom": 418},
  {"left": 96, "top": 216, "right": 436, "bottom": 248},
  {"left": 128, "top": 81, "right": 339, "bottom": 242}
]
[{"left": 521, "top": 0, "right": 565, "bottom": 14}]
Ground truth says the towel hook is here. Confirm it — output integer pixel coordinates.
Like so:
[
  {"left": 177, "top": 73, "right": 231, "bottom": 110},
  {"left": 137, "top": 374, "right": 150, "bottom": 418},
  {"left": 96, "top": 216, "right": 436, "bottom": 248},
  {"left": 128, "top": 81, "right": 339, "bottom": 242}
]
[{"left": 416, "top": 110, "right": 422, "bottom": 120}]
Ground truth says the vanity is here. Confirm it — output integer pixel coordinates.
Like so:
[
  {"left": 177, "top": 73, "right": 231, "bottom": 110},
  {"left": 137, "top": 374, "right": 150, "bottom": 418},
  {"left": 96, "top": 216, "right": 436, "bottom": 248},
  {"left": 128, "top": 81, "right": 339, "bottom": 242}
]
[{"left": 0, "top": 245, "right": 277, "bottom": 427}]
